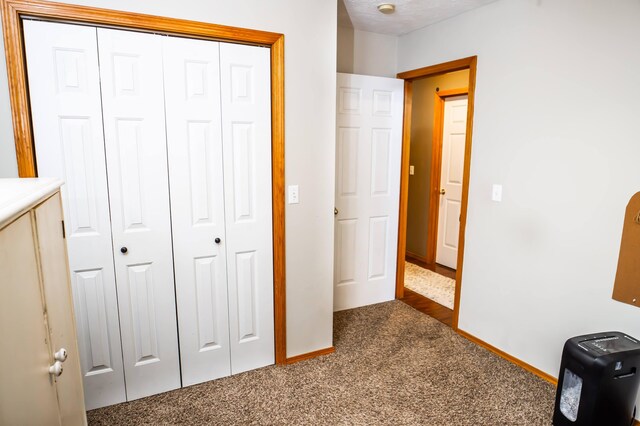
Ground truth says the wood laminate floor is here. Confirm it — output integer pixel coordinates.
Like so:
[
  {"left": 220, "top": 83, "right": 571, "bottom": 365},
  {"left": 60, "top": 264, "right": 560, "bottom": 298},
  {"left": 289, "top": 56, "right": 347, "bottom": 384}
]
[
  {"left": 402, "top": 257, "right": 456, "bottom": 327},
  {"left": 401, "top": 288, "right": 453, "bottom": 327}
]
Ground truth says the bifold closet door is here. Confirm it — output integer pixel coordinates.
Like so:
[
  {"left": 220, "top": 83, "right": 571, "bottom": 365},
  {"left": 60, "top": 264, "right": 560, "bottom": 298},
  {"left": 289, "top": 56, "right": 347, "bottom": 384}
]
[
  {"left": 25, "top": 20, "right": 275, "bottom": 404},
  {"left": 219, "top": 43, "right": 274, "bottom": 374},
  {"left": 164, "top": 38, "right": 275, "bottom": 381},
  {"left": 97, "top": 28, "right": 180, "bottom": 400},
  {"left": 23, "top": 20, "right": 126, "bottom": 409},
  {"left": 162, "top": 36, "right": 232, "bottom": 386}
]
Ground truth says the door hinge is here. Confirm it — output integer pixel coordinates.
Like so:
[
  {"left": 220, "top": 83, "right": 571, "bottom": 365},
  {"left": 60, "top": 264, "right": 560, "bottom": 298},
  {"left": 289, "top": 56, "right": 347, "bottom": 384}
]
[{"left": 61, "top": 220, "right": 65, "bottom": 239}]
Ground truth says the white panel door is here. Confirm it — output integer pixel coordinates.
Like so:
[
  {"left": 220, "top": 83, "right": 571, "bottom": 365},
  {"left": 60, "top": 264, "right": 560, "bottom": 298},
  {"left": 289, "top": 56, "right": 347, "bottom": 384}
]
[
  {"left": 163, "top": 36, "right": 232, "bottom": 386},
  {"left": 436, "top": 95, "right": 468, "bottom": 270},
  {"left": 219, "top": 43, "right": 274, "bottom": 374},
  {"left": 334, "top": 73, "right": 404, "bottom": 311},
  {"left": 98, "top": 28, "right": 180, "bottom": 400},
  {"left": 23, "top": 20, "right": 126, "bottom": 409}
]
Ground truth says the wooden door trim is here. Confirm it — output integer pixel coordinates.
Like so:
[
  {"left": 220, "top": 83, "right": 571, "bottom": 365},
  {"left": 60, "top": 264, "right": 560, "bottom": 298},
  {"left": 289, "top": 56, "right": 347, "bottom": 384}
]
[
  {"left": 1, "top": 0, "right": 287, "bottom": 365},
  {"left": 397, "top": 57, "right": 473, "bottom": 81},
  {"left": 395, "top": 56, "right": 477, "bottom": 331},
  {"left": 285, "top": 346, "right": 335, "bottom": 365},
  {"left": 394, "top": 81, "right": 413, "bottom": 299},
  {"left": 426, "top": 87, "right": 469, "bottom": 265}
]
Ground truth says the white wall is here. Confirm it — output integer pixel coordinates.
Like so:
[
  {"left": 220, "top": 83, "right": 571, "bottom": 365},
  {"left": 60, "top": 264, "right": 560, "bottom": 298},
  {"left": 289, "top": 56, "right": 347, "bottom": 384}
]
[
  {"left": 0, "top": 34, "right": 17, "bottom": 178},
  {"left": 336, "top": 25, "right": 354, "bottom": 74},
  {"left": 0, "top": 0, "right": 337, "bottom": 358},
  {"left": 353, "top": 30, "right": 397, "bottom": 78},
  {"left": 399, "top": 0, "right": 640, "bottom": 415},
  {"left": 337, "top": 28, "right": 397, "bottom": 78}
]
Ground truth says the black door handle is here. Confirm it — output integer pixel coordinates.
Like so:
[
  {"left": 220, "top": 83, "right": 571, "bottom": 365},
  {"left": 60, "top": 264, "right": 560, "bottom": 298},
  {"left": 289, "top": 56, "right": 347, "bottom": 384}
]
[{"left": 120, "top": 247, "right": 128, "bottom": 254}]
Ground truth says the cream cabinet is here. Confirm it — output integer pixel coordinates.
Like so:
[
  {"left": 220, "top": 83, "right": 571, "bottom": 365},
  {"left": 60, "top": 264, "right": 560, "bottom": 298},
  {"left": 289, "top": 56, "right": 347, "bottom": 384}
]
[{"left": 0, "top": 178, "right": 86, "bottom": 425}]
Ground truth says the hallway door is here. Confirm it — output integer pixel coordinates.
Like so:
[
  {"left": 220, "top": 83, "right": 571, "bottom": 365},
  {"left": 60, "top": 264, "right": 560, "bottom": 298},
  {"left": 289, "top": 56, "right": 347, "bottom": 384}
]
[{"left": 436, "top": 95, "right": 468, "bottom": 269}]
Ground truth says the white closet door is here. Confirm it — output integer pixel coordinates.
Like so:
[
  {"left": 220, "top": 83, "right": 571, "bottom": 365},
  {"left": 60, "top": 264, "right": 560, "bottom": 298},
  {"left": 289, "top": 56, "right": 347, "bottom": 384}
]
[
  {"left": 23, "top": 20, "right": 126, "bottom": 409},
  {"left": 163, "top": 36, "right": 232, "bottom": 386},
  {"left": 219, "top": 43, "right": 274, "bottom": 374},
  {"left": 97, "top": 28, "right": 180, "bottom": 400}
]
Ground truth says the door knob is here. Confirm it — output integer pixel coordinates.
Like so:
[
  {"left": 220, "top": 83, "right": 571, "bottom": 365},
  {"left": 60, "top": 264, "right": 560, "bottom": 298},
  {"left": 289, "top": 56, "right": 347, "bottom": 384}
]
[
  {"left": 54, "top": 348, "right": 67, "bottom": 362},
  {"left": 334, "top": 207, "right": 339, "bottom": 216},
  {"left": 439, "top": 189, "right": 446, "bottom": 195},
  {"left": 215, "top": 238, "right": 221, "bottom": 244},
  {"left": 49, "top": 361, "right": 63, "bottom": 377},
  {"left": 120, "top": 247, "right": 128, "bottom": 254}
]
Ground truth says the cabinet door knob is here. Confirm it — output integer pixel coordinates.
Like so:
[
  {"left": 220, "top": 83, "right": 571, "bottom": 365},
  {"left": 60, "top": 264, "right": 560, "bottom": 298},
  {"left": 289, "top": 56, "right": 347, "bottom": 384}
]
[
  {"left": 54, "top": 348, "right": 67, "bottom": 362},
  {"left": 49, "top": 361, "right": 63, "bottom": 377},
  {"left": 120, "top": 247, "right": 128, "bottom": 254},
  {"left": 214, "top": 238, "right": 221, "bottom": 244}
]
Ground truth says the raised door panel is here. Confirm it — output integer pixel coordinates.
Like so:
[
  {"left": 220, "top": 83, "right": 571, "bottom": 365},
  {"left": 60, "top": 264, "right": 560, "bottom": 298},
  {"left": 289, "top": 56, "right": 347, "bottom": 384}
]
[
  {"left": 220, "top": 42, "right": 274, "bottom": 374},
  {"left": 0, "top": 213, "right": 61, "bottom": 426},
  {"left": 334, "top": 123, "right": 366, "bottom": 303},
  {"left": 368, "top": 216, "right": 389, "bottom": 280},
  {"left": 334, "top": 73, "right": 404, "bottom": 311},
  {"left": 23, "top": 20, "right": 126, "bottom": 409},
  {"left": 162, "top": 36, "right": 232, "bottom": 386},
  {"left": 35, "top": 193, "right": 87, "bottom": 425},
  {"left": 336, "top": 219, "right": 357, "bottom": 286},
  {"left": 442, "top": 199, "right": 461, "bottom": 250},
  {"left": 98, "top": 28, "right": 180, "bottom": 400}
]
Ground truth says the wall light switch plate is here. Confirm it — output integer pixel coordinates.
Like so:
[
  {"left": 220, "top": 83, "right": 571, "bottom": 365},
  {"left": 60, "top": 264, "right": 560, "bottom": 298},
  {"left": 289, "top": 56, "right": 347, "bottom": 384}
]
[
  {"left": 492, "top": 184, "right": 503, "bottom": 202},
  {"left": 288, "top": 185, "right": 299, "bottom": 204},
  {"left": 409, "top": 165, "right": 415, "bottom": 176}
]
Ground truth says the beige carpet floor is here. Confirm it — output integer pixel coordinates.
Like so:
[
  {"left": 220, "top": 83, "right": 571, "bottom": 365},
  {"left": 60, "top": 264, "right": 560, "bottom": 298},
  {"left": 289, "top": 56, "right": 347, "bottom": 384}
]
[
  {"left": 88, "top": 301, "right": 556, "bottom": 425},
  {"left": 404, "top": 262, "right": 456, "bottom": 309}
]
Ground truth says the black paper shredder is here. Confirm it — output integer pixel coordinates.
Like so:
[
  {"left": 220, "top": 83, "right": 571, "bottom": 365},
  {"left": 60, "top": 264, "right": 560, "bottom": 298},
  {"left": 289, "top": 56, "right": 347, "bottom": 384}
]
[{"left": 553, "top": 332, "right": 640, "bottom": 425}]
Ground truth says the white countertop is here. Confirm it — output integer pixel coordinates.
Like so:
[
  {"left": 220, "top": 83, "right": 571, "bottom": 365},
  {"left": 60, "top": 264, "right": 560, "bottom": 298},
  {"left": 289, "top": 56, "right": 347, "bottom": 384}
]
[{"left": 0, "top": 178, "right": 64, "bottom": 228}]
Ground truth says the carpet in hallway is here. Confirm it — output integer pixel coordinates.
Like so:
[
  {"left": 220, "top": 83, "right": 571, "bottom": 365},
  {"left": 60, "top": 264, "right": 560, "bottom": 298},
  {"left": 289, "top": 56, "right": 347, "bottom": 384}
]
[
  {"left": 87, "top": 300, "right": 556, "bottom": 425},
  {"left": 404, "top": 261, "right": 455, "bottom": 309}
]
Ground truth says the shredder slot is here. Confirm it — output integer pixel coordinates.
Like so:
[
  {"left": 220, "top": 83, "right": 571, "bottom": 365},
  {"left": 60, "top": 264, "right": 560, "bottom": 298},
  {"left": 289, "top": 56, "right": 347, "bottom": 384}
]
[{"left": 614, "top": 367, "right": 636, "bottom": 380}]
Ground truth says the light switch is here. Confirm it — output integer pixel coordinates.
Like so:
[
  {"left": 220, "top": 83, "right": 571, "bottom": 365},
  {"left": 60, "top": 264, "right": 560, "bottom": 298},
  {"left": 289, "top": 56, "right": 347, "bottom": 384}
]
[
  {"left": 492, "top": 184, "right": 503, "bottom": 202},
  {"left": 288, "top": 185, "right": 299, "bottom": 204},
  {"left": 409, "top": 165, "right": 415, "bottom": 175}
]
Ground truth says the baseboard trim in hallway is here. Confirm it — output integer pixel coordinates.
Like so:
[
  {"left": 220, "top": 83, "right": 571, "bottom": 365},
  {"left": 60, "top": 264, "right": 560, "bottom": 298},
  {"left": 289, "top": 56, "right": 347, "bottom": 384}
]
[
  {"left": 405, "top": 251, "right": 428, "bottom": 265},
  {"left": 457, "top": 329, "right": 558, "bottom": 385},
  {"left": 286, "top": 346, "right": 335, "bottom": 364}
]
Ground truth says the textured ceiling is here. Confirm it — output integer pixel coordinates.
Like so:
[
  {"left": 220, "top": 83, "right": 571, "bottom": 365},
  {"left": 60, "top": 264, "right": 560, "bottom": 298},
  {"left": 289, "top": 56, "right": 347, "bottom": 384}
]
[{"left": 340, "top": 0, "right": 500, "bottom": 35}]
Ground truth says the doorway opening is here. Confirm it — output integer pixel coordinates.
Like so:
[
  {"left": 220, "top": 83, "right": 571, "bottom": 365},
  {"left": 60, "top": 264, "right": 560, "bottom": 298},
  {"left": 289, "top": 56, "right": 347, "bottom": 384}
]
[{"left": 395, "top": 57, "right": 477, "bottom": 330}]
